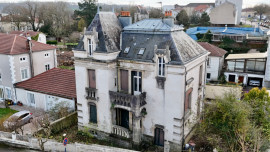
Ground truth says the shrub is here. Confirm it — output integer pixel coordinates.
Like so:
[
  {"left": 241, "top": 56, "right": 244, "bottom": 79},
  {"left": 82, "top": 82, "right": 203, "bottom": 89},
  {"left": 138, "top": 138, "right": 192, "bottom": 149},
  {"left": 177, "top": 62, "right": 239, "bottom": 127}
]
[{"left": 47, "top": 40, "right": 58, "bottom": 45}]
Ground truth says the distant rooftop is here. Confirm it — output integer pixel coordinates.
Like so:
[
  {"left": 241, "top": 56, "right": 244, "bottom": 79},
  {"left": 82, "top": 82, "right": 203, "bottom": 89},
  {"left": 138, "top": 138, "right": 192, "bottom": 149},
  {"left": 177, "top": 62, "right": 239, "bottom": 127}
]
[
  {"left": 123, "top": 19, "right": 183, "bottom": 33},
  {"left": 186, "top": 27, "right": 266, "bottom": 40},
  {"left": 198, "top": 42, "right": 227, "bottom": 57}
]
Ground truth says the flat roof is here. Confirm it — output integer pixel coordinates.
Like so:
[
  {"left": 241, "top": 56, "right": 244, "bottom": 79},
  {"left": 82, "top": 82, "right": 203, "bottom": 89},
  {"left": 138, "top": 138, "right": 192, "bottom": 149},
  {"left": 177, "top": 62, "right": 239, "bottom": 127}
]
[{"left": 226, "top": 53, "right": 267, "bottom": 60}]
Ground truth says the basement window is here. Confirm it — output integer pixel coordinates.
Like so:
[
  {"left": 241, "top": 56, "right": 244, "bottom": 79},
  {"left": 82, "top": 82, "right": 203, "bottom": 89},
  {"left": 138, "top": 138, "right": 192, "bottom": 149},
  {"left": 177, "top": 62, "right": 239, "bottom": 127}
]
[
  {"left": 138, "top": 48, "right": 145, "bottom": 55},
  {"left": 124, "top": 47, "right": 130, "bottom": 54}
]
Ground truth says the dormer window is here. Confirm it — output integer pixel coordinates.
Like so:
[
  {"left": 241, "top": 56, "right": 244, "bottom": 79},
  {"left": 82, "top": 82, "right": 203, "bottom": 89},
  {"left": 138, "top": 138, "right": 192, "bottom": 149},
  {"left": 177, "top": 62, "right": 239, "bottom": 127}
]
[
  {"left": 124, "top": 47, "right": 130, "bottom": 54},
  {"left": 138, "top": 48, "right": 145, "bottom": 55},
  {"left": 88, "top": 39, "right": 93, "bottom": 56},
  {"left": 158, "top": 57, "right": 165, "bottom": 76}
]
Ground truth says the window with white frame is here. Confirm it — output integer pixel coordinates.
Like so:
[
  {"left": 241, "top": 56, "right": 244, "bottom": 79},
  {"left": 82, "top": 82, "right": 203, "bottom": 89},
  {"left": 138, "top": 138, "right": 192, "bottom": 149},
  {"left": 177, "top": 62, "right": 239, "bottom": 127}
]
[
  {"left": 158, "top": 57, "right": 165, "bottom": 76},
  {"left": 20, "top": 57, "right": 27, "bottom": 62},
  {"left": 5, "top": 88, "right": 11, "bottom": 99},
  {"left": 88, "top": 39, "right": 93, "bottom": 56},
  {"left": 45, "top": 53, "right": 50, "bottom": 57},
  {"left": 21, "top": 68, "right": 29, "bottom": 80},
  {"left": 27, "top": 92, "right": 35, "bottom": 106},
  {"left": 132, "top": 71, "right": 142, "bottom": 95},
  {"left": 45, "top": 64, "right": 50, "bottom": 71}
]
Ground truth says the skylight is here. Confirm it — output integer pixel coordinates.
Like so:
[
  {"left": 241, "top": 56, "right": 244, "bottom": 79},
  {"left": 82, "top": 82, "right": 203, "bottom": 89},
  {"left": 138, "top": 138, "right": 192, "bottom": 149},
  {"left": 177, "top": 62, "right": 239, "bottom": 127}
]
[
  {"left": 138, "top": 48, "right": 145, "bottom": 55},
  {"left": 124, "top": 47, "right": 130, "bottom": 53}
]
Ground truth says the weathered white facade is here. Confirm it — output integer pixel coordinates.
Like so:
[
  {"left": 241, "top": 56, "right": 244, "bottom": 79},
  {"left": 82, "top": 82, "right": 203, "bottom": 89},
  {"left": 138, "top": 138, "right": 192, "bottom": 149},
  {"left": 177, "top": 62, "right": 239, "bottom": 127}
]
[
  {"left": 74, "top": 12, "right": 209, "bottom": 151},
  {"left": 210, "top": 2, "right": 238, "bottom": 25},
  {"left": 206, "top": 56, "right": 224, "bottom": 81},
  {"left": 15, "top": 88, "right": 75, "bottom": 111}
]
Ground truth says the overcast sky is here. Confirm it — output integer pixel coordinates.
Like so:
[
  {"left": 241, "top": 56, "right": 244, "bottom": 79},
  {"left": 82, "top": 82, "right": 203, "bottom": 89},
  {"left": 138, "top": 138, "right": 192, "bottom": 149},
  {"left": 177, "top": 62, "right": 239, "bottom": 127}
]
[{"left": 0, "top": 0, "right": 269, "bottom": 8}]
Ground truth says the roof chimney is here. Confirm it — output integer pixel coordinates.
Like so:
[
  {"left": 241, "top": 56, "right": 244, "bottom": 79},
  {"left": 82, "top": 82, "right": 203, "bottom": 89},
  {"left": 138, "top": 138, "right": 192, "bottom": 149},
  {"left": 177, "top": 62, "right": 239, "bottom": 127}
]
[
  {"left": 119, "top": 11, "right": 132, "bottom": 28},
  {"left": 165, "top": 11, "right": 172, "bottom": 17}
]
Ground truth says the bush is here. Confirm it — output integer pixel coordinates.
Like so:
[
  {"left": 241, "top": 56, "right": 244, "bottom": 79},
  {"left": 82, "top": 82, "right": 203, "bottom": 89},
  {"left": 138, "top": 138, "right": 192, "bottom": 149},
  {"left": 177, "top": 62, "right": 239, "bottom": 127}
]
[
  {"left": 50, "top": 112, "right": 77, "bottom": 135},
  {"left": 47, "top": 40, "right": 58, "bottom": 45}
]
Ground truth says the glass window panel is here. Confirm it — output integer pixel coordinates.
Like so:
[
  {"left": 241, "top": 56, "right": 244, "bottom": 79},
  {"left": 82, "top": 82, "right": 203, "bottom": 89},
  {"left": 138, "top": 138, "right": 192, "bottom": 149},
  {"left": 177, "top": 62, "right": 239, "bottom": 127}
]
[
  {"left": 246, "top": 60, "right": 255, "bottom": 72},
  {"left": 255, "top": 61, "right": 265, "bottom": 72},
  {"left": 227, "top": 61, "right": 235, "bottom": 71},
  {"left": 235, "top": 62, "right": 244, "bottom": 72}
]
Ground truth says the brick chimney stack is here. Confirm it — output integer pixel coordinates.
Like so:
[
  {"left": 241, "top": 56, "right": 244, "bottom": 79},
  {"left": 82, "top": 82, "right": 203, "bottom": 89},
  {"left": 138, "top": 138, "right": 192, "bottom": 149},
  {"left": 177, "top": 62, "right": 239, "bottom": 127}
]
[
  {"left": 165, "top": 11, "right": 172, "bottom": 17},
  {"left": 119, "top": 11, "right": 132, "bottom": 27}
]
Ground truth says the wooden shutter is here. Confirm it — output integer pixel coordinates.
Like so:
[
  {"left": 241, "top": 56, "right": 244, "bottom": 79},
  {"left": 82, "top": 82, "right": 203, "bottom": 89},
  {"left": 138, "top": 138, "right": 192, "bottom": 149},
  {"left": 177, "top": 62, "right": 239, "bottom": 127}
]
[
  {"left": 88, "top": 69, "right": 96, "bottom": 89},
  {"left": 90, "top": 104, "right": 97, "bottom": 123},
  {"left": 154, "top": 127, "right": 164, "bottom": 147},
  {"left": 120, "top": 70, "right": 128, "bottom": 92}
]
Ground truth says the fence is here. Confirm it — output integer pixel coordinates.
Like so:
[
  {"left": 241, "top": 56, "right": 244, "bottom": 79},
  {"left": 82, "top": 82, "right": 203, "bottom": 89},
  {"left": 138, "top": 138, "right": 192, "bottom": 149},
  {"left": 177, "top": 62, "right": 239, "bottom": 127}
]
[{"left": 0, "top": 131, "right": 137, "bottom": 152}]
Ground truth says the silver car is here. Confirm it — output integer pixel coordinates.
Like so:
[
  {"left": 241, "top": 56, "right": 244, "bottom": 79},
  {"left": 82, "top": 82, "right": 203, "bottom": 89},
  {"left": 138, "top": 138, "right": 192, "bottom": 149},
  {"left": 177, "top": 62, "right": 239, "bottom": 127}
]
[{"left": 3, "top": 111, "right": 33, "bottom": 129}]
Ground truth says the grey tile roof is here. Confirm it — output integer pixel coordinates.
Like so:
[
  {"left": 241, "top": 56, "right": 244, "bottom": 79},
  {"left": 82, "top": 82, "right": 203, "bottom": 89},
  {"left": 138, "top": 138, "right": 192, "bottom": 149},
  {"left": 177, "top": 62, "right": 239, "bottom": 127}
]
[
  {"left": 75, "top": 12, "right": 122, "bottom": 53},
  {"left": 123, "top": 19, "right": 183, "bottom": 32},
  {"left": 119, "top": 30, "right": 208, "bottom": 65}
]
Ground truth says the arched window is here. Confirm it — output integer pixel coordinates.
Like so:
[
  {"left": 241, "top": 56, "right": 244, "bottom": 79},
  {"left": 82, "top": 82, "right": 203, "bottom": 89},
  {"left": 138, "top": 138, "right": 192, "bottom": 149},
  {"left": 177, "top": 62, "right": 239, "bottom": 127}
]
[{"left": 158, "top": 57, "right": 165, "bottom": 76}]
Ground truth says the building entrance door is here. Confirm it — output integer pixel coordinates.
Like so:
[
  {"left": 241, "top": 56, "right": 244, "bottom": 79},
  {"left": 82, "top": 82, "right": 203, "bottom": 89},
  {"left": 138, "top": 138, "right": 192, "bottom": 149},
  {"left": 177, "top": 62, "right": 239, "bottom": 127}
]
[
  {"left": 238, "top": 76, "right": 244, "bottom": 83},
  {"left": 116, "top": 108, "right": 129, "bottom": 129}
]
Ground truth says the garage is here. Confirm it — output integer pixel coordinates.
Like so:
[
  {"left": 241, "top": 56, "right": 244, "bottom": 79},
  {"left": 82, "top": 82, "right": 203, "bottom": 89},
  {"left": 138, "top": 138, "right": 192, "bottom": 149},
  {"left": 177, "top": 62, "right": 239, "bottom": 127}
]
[{"left": 247, "top": 77, "right": 263, "bottom": 87}]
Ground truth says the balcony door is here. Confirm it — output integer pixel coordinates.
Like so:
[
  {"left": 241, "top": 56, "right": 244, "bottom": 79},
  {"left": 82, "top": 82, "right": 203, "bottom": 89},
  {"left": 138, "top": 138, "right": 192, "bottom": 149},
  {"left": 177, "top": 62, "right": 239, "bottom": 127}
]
[
  {"left": 116, "top": 108, "right": 129, "bottom": 129},
  {"left": 131, "top": 71, "right": 142, "bottom": 95}
]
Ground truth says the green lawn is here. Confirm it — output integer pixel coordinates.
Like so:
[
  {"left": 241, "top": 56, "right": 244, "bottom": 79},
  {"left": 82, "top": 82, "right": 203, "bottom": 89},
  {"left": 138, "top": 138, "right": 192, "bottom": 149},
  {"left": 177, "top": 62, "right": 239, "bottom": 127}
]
[{"left": 0, "top": 108, "right": 18, "bottom": 131}]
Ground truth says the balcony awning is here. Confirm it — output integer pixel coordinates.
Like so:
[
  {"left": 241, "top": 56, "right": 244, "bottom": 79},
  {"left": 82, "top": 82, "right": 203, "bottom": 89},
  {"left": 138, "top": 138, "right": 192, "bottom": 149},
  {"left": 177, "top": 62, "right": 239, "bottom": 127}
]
[{"left": 226, "top": 53, "right": 267, "bottom": 60}]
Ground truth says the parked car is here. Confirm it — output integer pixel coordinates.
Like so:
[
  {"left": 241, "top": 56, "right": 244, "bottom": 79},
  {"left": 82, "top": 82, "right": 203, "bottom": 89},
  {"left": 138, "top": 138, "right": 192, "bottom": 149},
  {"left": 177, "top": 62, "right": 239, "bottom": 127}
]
[
  {"left": 3, "top": 111, "right": 33, "bottom": 129},
  {"left": 249, "top": 80, "right": 260, "bottom": 86}
]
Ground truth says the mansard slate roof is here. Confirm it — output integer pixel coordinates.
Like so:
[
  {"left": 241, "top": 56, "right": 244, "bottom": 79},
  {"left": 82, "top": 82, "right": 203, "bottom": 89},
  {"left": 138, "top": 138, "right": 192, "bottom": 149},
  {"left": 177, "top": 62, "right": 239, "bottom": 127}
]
[
  {"left": 0, "top": 33, "right": 56, "bottom": 55},
  {"left": 119, "top": 19, "right": 208, "bottom": 65},
  {"left": 16, "top": 68, "right": 76, "bottom": 99},
  {"left": 75, "top": 12, "right": 122, "bottom": 53}
]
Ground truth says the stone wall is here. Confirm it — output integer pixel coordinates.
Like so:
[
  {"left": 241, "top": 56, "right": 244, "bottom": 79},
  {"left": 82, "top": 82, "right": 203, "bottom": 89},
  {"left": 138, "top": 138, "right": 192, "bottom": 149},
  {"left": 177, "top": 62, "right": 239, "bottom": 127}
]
[
  {"left": 0, "top": 131, "right": 137, "bottom": 152},
  {"left": 205, "top": 84, "right": 242, "bottom": 99}
]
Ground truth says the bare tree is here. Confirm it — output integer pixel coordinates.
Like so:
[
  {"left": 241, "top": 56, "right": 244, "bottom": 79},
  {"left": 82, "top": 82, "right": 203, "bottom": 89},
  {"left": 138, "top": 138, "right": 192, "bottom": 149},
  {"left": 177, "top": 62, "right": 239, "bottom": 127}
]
[
  {"left": 6, "top": 116, "right": 25, "bottom": 135},
  {"left": 253, "top": 4, "right": 270, "bottom": 21},
  {"left": 33, "top": 115, "right": 51, "bottom": 151},
  {"left": 2, "top": 4, "right": 28, "bottom": 30},
  {"left": 23, "top": 1, "right": 44, "bottom": 31}
]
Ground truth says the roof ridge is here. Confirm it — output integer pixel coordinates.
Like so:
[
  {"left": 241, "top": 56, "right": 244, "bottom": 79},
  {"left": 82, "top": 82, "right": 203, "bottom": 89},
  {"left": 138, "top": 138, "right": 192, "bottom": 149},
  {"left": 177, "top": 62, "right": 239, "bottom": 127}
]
[{"left": 10, "top": 35, "right": 17, "bottom": 53}]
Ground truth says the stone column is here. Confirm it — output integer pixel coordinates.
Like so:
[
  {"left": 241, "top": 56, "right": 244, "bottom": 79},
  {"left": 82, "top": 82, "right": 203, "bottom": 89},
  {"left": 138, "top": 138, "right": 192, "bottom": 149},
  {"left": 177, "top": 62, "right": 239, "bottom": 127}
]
[
  {"left": 132, "top": 96, "right": 142, "bottom": 144},
  {"left": 264, "top": 32, "right": 270, "bottom": 87}
]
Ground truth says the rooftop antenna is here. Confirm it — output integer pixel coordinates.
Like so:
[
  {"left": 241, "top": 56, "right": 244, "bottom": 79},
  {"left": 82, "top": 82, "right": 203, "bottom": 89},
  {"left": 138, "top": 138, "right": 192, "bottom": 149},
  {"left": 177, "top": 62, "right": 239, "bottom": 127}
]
[{"left": 97, "top": 3, "right": 100, "bottom": 14}]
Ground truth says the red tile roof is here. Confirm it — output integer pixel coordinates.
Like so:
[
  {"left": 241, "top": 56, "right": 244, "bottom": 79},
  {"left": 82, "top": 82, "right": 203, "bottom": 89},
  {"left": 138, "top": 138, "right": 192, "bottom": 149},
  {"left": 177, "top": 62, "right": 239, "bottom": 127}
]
[
  {"left": 198, "top": 42, "right": 227, "bottom": 57},
  {"left": 16, "top": 68, "right": 76, "bottom": 99},
  {"left": 9, "top": 31, "right": 41, "bottom": 37},
  {"left": 194, "top": 5, "right": 210, "bottom": 12},
  {"left": 0, "top": 33, "right": 56, "bottom": 55}
]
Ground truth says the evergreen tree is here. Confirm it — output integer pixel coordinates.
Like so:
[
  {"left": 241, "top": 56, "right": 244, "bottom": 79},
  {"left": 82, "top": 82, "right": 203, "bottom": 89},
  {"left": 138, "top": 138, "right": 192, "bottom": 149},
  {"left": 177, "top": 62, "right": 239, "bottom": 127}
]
[
  {"left": 200, "top": 12, "right": 210, "bottom": 26},
  {"left": 176, "top": 10, "right": 189, "bottom": 26},
  {"left": 74, "top": 0, "right": 97, "bottom": 26}
]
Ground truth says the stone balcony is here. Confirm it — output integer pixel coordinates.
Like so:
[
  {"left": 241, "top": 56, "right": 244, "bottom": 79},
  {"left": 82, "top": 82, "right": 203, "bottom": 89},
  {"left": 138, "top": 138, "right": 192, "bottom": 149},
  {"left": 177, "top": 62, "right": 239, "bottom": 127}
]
[
  {"left": 111, "top": 125, "right": 131, "bottom": 138},
  {"left": 109, "top": 91, "right": 147, "bottom": 108},
  {"left": 85, "top": 87, "right": 97, "bottom": 100}
]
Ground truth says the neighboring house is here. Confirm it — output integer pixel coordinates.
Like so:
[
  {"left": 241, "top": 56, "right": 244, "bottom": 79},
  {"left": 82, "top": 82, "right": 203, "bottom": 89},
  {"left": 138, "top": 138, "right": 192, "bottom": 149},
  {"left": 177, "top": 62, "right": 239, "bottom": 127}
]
[
  {"left": 215, "top": 0, "right": 242, "bottom": 25},
  {"left": 0, "top": 33, "right": 57, "bottom": 103},
  {"left": 186, "top": 26, "right": 267, "bottom": 43},
  {"left": 241, "top": 8, "right": 255, "bottom": 19},
  {"left": 198, "top": 42, "right": 227, "bottom": 81},
  {"left": 224, "top": 53, "right": 267, "bottom": 87},
  {"left": 15, "top": 68, "right": 76, "bottom": 111},
  {"left": 10, "top": 31, "right": 47, "bottom": 44},
  {"left": 194, "top": 5, "right": 211, "bottom": 16},
  {"left": 210, "top": 2, "right": 238, "bottom": 26},
  {"left": 73, "top": 11, "right": 209, "bottom": 151},
  {"left": 183, "top": 3, "right": 215, "bottom": 16},
  {"left": 134, "top": 5, "right": 149, "bottom": 23}
]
